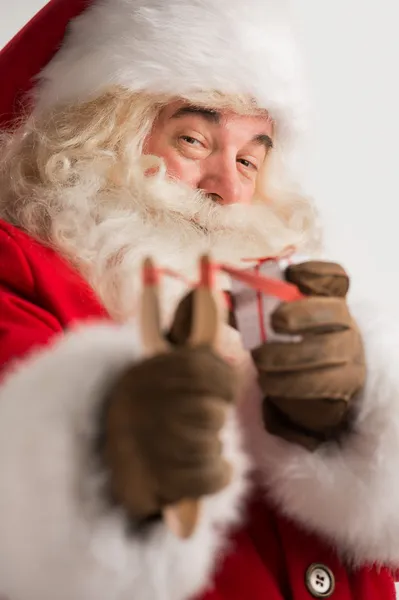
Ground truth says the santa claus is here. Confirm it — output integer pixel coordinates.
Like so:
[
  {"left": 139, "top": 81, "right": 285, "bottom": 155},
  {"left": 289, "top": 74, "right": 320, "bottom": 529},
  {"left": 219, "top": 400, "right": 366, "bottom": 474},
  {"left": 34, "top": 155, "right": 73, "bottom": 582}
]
[{"left": 0, "top": 0, "right": 397, "bottom": 599}]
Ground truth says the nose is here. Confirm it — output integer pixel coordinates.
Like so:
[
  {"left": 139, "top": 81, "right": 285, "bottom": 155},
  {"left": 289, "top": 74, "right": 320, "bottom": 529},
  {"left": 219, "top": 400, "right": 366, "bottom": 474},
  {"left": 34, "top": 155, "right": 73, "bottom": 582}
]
[{"left": 199, "top": 154, "right": 242, "bottom": 205}]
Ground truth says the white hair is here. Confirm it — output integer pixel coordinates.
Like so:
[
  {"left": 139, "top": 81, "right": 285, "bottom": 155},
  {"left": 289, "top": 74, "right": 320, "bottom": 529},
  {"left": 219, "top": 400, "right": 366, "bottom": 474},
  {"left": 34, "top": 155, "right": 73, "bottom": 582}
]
[{"left": 0, "top": 87, "right": 321, "bottom": 321}]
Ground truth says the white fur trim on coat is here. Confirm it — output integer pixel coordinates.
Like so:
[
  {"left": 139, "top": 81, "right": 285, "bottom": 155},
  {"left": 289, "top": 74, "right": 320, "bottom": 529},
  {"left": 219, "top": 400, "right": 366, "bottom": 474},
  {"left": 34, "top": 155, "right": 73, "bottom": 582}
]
[
  {"left": 35, "top": 0, "right": 306, "bottom": 144},
  {"left": 240, "top": 296, "right": 399, "bottom": 568},
  {"left": 0, "top": 323, "right": 248, "bottom": 600}
]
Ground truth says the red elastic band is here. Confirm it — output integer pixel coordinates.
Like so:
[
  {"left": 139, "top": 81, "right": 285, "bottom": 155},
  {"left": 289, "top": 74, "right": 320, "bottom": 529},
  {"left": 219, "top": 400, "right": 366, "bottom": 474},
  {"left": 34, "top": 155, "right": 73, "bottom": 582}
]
[
  {"left": 240, "top": 245, "right": 296, "bottom": 264},
  {"left": 159, "top": 267, "right": 191, "bottom": 286},
  {"left": 142, "top": 260, "right": 160, "bottom": 286},
  {"left": 218, "top": 263, "right": 303, "bottom": 302},
  {"left": 148, "top": 259, "right": 303, "bottom": 303},
  {"left": 255, "top": 263, "right": 267, "bottom": 342}
]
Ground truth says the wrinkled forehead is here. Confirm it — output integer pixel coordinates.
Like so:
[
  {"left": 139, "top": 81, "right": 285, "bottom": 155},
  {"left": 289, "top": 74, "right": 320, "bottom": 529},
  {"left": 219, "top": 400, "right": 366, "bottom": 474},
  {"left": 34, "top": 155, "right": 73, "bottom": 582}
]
[
  {"left": 154, "top": 98, "right": 275, "bottom": 137},
  {"left": 162, "top": 95, "right": 273, "bottom": 120}
]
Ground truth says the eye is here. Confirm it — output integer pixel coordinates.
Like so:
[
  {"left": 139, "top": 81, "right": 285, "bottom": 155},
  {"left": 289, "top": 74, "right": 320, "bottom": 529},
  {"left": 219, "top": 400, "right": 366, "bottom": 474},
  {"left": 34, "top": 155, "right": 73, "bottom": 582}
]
[
  {"left": 238, "top": 158, "right": 257, "bottom": 171},
  {"left": 180, "top": 135, "right": 202, "bottom": 146}
]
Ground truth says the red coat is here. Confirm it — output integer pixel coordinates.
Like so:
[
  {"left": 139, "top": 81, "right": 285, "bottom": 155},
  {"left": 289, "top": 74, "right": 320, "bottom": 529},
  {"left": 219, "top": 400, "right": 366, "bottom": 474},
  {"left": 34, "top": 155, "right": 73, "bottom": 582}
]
[{"left": 0, "top": 218, "right": 395, "bottom": 600}]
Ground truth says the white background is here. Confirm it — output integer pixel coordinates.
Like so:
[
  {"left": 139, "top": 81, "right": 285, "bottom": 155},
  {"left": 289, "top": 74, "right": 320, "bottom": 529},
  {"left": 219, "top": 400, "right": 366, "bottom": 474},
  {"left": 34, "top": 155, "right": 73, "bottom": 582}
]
[
  {"left": 292, "top": 1, "right": 399, "bottom": 308},
  {"left": 0, "top": 0, "right": 399, "bottom": 592},
  {"left": 1, "top": 0, "right": 398, "bottom": 306}
]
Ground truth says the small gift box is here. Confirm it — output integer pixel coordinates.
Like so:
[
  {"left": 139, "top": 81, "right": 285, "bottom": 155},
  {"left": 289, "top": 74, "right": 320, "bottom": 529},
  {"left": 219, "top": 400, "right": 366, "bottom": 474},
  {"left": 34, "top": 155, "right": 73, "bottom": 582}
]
[{"left": 228, "top": 258, "right": 302, "bottom": 351}]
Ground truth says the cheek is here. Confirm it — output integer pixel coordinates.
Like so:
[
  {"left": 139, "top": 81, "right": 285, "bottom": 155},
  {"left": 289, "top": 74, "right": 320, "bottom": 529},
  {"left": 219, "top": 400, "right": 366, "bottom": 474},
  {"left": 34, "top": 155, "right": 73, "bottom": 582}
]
[
  {"left": 162, "top": 152, "right": 196, "bottom": 184},
  {"left": 144, "top": 136, "right": 199, "bottom": 186},
  {"left": 240, "top": 182, "right": 257, "bottom": 205}
]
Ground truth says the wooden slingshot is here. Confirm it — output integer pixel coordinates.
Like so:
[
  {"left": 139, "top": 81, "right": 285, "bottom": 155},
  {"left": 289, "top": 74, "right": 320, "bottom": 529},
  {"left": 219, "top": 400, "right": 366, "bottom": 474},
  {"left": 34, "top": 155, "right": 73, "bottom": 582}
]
[{"left": 140, "top": 255, "right": 219, "bottom": 539}]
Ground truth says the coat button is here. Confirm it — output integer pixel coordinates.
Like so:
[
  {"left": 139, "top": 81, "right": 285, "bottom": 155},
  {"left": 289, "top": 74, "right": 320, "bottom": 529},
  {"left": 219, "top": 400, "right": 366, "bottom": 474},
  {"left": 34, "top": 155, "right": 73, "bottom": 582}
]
[{"left": 305, "top": 563, "right": 335, "bottom": 598}]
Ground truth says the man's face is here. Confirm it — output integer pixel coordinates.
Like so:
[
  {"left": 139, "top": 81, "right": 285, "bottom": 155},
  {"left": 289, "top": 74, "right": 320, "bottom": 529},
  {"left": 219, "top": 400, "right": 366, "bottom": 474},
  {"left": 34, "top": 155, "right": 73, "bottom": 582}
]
[{"left": 144, "top": 101, "right": 273, "bottom": 206}]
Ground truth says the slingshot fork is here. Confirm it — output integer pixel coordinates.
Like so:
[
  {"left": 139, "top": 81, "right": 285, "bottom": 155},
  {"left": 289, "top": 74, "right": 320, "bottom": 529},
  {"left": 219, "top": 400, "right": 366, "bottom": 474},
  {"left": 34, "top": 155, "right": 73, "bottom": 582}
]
[{"left": 140, "top": 255, "right": 219, "bottom": 539}]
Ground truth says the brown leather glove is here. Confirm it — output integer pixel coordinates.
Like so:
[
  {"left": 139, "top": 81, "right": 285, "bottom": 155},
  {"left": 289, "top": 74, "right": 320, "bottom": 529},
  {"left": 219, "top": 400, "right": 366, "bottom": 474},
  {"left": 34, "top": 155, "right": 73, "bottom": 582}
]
[
  {"left": 251, "top": 261, "right": 366, "bottom": 450},
  {"left": 100, "top": 341, "right": 236, "bottom": 521}
]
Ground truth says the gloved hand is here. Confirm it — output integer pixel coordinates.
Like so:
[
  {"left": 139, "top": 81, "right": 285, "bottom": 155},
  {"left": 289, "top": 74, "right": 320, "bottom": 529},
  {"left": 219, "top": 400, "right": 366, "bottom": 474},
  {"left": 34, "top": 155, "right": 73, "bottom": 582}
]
[
  {"left": 100, "top": 316, "right": 236, "bottom": 521},
  {"left": 251, "top": 261, "right": 366, "bottom": 450}
]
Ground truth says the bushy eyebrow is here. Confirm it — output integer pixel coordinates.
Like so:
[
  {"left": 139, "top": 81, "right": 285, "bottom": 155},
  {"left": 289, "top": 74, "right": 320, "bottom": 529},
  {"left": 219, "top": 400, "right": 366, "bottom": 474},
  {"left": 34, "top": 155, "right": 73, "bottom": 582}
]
[
  {"left": 171, "top": 106, "right": 273, "bottom": 149},
  {"left": 171, "top": 105, "right": 221, "bottom": 123},
  {"left": 252, "top": 134, "right": 273, "bottom": 150}
]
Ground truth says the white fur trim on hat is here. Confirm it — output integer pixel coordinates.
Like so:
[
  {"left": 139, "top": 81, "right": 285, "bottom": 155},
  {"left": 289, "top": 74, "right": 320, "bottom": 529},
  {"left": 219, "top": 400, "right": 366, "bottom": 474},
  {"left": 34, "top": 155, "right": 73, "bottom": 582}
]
[{"left": 35, "top": 0, "right": 307, "bottom": 144}]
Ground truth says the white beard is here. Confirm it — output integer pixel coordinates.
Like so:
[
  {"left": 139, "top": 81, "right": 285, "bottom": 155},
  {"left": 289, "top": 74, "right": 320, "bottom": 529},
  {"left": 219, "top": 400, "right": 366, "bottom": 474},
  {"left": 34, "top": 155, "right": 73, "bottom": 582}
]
[{"left": 48, "top": 161, "right": 309, "bottom": 324}]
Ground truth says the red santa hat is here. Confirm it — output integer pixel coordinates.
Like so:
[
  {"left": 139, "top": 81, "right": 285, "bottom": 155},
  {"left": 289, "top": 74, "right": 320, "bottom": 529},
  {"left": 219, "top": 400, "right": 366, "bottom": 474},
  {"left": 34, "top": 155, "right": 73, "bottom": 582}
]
[{"left": 0, "top": 0, "right": 307, "bottom": 144}]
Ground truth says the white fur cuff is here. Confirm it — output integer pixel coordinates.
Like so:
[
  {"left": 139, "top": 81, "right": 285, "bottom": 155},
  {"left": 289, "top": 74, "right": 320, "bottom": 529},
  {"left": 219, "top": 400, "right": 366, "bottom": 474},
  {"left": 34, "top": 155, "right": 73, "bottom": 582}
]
[
  {"left": 0, "top": 323, "right": 248, "bottom": 600},
  {"left": 240, "top": 298, "right": 399, "bottom": 568}
]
